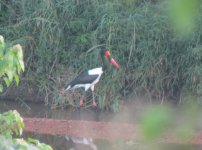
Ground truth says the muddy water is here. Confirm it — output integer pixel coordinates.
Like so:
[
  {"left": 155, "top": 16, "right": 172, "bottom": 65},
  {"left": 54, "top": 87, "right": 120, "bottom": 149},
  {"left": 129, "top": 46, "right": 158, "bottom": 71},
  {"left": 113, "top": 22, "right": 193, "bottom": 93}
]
[
  {"left": 0, "top": 99, "right": 135, "bottom": 150},
  {"left": 0, "top": 99, "right": 142, "bottom": 122},
  {"left": 0, "top": 100, "right": 202, "bottom": 150}
]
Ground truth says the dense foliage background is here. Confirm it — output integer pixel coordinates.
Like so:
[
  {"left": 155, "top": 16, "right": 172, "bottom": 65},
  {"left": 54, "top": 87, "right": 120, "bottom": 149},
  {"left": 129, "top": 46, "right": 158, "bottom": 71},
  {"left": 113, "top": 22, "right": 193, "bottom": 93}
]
[{"left": 0, "top": 0, "right": 201, "bottom": 111}]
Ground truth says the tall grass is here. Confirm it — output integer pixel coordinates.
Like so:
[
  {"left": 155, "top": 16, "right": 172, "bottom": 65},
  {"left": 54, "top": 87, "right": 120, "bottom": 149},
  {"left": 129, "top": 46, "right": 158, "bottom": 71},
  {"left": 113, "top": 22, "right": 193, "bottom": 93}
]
[{"left": 0, "top": 0, "right": 201, "bottom": 111}]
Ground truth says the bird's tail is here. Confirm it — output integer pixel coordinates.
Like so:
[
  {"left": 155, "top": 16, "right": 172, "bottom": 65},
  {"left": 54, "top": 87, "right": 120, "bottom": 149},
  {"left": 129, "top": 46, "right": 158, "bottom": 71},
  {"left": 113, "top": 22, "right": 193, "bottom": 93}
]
[{"left": 64, "top": 83, "right": 71, "bottom": 91}]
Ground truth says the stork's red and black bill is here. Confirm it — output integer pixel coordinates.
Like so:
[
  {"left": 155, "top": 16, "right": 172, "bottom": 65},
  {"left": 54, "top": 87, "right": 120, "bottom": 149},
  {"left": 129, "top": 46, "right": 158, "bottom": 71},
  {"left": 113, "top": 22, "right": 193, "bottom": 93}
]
[
  {"left": 110, "top": 58, "right": 119, "bottom": 68},
  {"left": 104, "top": 50, "right": 119, "bottom": 68}
]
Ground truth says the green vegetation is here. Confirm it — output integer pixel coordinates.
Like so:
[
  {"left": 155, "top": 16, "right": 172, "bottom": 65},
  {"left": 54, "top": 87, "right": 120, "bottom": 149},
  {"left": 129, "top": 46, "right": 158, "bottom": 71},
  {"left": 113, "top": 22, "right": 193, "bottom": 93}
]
[
  {"left": 0, "top": 0, "right": 201, "bottom": 111},
  {"left": 0, "top": 35, "right": 52, "bottom": 149},
  {"left": 139, "top": 105, "right": 171, "bottom": 140},
  {"left": 0, "top": 35, "right": 24, "bottom": 92},
  {"left": 168, "top": 0, "right": 200, "bottom": 36},
  {"left": 0, "top": 110, "right": 52, "bottom": 150}
]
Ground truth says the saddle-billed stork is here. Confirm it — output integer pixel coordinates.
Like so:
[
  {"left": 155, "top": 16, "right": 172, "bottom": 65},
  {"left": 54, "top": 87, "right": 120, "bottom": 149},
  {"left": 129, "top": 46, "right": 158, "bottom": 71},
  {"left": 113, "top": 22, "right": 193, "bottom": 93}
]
[{"left": 63, "top": 48, "right": 119, "bottom": 107}]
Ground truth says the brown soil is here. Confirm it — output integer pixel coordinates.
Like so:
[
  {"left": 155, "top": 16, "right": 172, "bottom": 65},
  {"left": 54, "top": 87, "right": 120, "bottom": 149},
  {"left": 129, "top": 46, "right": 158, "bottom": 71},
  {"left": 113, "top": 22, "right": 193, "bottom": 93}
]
[
  {"left": 24, "top": 118, "right": 136, "bottom": 140},
  {"left": 24, "top": 118, "right": 202, "bottom": 145}
]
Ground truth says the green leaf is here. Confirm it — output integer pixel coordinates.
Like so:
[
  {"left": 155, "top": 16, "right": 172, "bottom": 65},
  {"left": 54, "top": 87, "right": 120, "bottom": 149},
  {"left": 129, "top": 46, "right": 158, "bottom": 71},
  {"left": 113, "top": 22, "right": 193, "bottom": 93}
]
[
  {"left": 14, "top": 73, "right": 20, "bottom": 85},
  {"left": 6, "top": 70, "right": 14, "bottom": 81},
  {"left": 6, "top": 53, "right": 14, "bottom": 68},
  {"left": 3, "top": 77, "right": 10, "bottom": 87},
  {"left": 0, "top": 35, "right": 4, "bottom": 44},
  {"left": 17, "top": 63, "right": 22, "bottom": 74},
  {"left": 0, "top": 35, "right": 5, "bottom": 54},
  {"left": 18, "top": 59, "right": 25, "bottom": 72},
  {"left": 12, "top": 44, "right": 24, "bottom": 72},
  {"left": 13, "top": 110, "right": 24, "bottom": 130},
  {"left": 0, "top": 84, "right": 3, "bottom": 92},
  {"left": 27, "top": 138, "right": 37, "bottom": 144},
  {"left": 27, "top": 138, "right": 53, "bottom": 150}
]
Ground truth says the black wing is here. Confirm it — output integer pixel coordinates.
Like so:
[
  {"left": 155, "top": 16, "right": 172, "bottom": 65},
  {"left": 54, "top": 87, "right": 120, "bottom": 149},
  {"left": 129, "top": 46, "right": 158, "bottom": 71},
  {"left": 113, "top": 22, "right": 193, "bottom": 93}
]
[{"left": 65, "top": 71, "right": 99, "bottom": 88}]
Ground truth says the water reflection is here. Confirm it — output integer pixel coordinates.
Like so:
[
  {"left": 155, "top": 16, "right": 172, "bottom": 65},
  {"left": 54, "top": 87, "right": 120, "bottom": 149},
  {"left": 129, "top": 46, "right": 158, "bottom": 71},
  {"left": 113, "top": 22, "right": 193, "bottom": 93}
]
[{"left": 65, "top": 136, "right": 97, "bottom": 150}]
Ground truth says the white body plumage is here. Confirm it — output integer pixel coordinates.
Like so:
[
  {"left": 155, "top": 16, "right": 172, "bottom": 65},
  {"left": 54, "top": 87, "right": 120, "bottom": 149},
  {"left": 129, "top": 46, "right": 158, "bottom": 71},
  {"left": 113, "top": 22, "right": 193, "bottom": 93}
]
[{"left": 64, "top": 67, "right": 103, "bottom": 92}]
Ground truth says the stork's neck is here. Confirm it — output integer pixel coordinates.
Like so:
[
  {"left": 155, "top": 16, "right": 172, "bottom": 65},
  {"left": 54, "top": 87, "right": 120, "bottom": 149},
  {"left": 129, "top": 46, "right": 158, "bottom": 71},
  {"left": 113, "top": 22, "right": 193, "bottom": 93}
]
[{"left": 101, "top": 54, "right": 107, "bottom": 71}]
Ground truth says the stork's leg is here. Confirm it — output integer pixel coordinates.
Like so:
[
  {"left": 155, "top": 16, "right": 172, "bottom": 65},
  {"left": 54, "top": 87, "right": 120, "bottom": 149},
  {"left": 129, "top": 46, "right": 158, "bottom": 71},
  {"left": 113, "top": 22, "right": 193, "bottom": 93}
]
[
  {"left": 91, "top": 86, "right": 96, "bottom": 107},
  {"left": 79, "top": 89, "right": 85, "bottom": 107},
  {"left": 79, "top": 95, "right": 84, "bottom": 107},
  {"left": 92, "top": 90, "right": 97, "bottom": 107}
]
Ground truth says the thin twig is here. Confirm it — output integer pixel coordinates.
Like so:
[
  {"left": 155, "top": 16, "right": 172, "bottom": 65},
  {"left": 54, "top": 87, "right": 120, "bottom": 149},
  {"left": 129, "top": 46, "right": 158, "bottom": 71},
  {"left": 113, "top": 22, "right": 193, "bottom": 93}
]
[
  {"left": 127, "top": 22, "right": 136, "bottom": 67},
  {"left": 86, "top": 44, "right": 106, "bottom": 53}
]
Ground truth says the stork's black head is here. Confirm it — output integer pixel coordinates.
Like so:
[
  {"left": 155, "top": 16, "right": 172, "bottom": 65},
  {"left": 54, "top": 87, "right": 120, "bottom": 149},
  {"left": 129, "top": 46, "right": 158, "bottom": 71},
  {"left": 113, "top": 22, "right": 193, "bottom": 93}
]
[
  {"left": 100, "top": 48, "right": 107, "bottom": 56},
  {"left": 100, "top": 48, "right": 119, "bottom": 68}
]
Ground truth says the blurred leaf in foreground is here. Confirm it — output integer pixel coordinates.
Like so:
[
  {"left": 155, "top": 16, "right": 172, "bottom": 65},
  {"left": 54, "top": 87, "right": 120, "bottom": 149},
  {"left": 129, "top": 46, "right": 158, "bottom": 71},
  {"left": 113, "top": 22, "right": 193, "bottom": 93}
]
[
  {"left": 168, "top": 0, "right": 200, "bottom": 36},
  {"left": 139, "top": 105, "right": 171, "bottom": 141}
]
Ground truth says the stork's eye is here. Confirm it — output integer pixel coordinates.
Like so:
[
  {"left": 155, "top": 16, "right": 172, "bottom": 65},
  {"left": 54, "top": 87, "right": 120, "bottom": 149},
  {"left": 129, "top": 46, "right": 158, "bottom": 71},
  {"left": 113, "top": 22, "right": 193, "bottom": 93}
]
[{"left": 104, "top": 50, "right": 111, "bottom": 57}]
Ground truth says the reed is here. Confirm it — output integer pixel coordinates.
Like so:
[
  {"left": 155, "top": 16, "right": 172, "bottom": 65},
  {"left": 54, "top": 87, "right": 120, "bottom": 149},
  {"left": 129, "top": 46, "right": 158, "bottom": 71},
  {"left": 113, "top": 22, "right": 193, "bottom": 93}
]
[{"left": 0, "top": 0, "right": 201, "bottom": 111}]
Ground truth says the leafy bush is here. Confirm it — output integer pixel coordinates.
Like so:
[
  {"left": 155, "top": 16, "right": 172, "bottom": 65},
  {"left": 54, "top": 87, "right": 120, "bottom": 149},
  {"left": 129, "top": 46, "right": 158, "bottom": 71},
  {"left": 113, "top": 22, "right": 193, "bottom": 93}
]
[
  {"left": 0, "top": 110, "right": 52, "bottom": 150},
  {"left": 0, "top": 35, "right": 52, "bottom": 150},
  {"left": 0, "top": 35, "right": 24, "bottom": 92}
]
